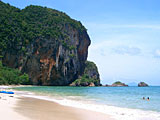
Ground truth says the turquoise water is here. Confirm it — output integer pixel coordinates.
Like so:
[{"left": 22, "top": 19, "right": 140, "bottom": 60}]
[{"left": 14, "top": 86, "right": 160, "bottom": 112}]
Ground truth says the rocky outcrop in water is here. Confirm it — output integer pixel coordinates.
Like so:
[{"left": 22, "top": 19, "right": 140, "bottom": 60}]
[
  {"left": 69, "top": 61, "right": 100, "bottom": 86},
  {"left": 105, "top": 81, "right": 128, "bottom": 87}
]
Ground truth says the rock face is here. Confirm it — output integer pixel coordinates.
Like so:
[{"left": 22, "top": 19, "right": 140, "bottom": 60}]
[
  {"left": 69, "top": 61, "right": 100, "bottom": 87},
  {"left": 3, "top": 26, "right": 90, "bottom": 86},
  {"left": 3, "top": 31, "right": 90, "bottom": 86},
  {"left": 138, "top": 82, "right": 149, "bottom": 87},
  {"left": 84, "top": 61, "right": 100, "bottom": 83},
  {"left": 1, "top": 2, "right": 91, "bottom": 85}
]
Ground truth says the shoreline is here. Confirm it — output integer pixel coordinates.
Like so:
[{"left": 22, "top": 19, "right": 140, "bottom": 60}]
[
  {"left": 22, "top": 92, "right": 160, "bottom": 120},
  {"left": 0, "top": 86, "right": 113, "bottom": 120},
  {"left": 1, "top": 85, "right": 160, "bottom": 120}
]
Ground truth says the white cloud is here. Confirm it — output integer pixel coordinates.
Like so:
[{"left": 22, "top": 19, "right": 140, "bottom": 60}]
[
  {"left": 89, "top": 40, "right": 142, "bottom": 56},
  {"left": 112, "top": 46, "right": 141, "bottom": 56}
]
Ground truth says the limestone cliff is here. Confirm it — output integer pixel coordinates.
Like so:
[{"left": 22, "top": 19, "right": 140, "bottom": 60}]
[
  {"left": 3, "top": 30, "right": 90, "bottom": 86},
  {"left": 0, "top": 2, "right": 91, "bottom": 85}
]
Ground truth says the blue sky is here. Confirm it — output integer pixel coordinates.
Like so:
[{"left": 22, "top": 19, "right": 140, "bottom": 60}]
[{"left": 3, "top": 0, "right": 160, "bottom": 85}]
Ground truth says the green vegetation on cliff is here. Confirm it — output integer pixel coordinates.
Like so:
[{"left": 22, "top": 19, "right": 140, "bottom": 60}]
[
  {"left": 0, "top": 61, "right": 30, "bottom": 85},
  {"left": 0, "top": 1, "right": 86, "bottom": 55},
  {"left": 84, "top": 61, "right": 98, "bottom": 75}
]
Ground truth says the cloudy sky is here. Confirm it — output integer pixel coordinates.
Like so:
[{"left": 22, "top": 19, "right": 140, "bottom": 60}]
[{"left": 3, "top": 0, "right": 160, "bottom": 85}]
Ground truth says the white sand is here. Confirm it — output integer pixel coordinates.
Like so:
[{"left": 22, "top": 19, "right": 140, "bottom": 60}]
[{"left": 0, "top": 93, "right": 29, "bottom": 120}]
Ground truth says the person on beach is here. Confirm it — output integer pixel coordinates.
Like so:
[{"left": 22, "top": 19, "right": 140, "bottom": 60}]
[
  {"left": 147, "top": 97, "right": 150, "bottom": 101},
  {"left": 143, "top": 97, "right": 145, "bottom": 100}
]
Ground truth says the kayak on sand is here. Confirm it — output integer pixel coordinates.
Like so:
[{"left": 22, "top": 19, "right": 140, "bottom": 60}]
[{"left": 0, "top": 91, "right": 14, "bottom": 94}]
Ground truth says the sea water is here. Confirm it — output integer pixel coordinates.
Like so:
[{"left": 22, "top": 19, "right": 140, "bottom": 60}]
[{"left": 14, "top": 86, "right": 160, "bottom": 120}]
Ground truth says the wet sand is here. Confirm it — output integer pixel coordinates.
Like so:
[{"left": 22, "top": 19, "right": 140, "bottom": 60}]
[{"left": 15, "top": 97, "right": 114, "bottom": 120}]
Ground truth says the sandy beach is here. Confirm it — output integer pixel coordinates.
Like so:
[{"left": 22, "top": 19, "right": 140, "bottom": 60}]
[
  {"left": 0, "top": 92, "right": 29, "bottom": 120},
  {"left": 0, "top": 86, "right": 113, "bottom": 120},
  {"left": 15, "top": 97, "right": 113, "bottom": 120}
]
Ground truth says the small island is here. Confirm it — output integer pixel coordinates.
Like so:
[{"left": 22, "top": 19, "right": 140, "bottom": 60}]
[
  {"left": 105, "top": 81, "right": 128, "bottom": 87},
  {"left": 138, "top": 82, "right": 149, "bottom": 87}
]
